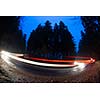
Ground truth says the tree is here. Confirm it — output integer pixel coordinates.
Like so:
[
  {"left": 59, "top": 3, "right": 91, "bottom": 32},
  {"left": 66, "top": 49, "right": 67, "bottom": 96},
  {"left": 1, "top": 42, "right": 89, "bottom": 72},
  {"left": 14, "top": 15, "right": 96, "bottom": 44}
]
[
  {"left": 27, "top": 21, "right": 53, "bottom": 57},
  {"left": 78, "top": 16, "right": 100, "bottom": 59},
  {"left": 17, "top": 30, "right": 26, "bottom": 53},
  {"left": 27, "top": 20, "right": 76, "bottom": 59},
  {"left": 0, "top": 16, "right": 26, "bottom": 53},
  {"left": 27, "top": 24, "right": 45, "bottom": 56},
  {"left": 55, "top": 21, "right": 76, "bottom": 58}
]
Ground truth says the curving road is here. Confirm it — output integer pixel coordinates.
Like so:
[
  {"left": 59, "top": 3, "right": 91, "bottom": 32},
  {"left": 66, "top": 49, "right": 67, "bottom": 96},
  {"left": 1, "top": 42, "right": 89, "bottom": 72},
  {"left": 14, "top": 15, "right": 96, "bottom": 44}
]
[{"left": 0, "top": 50, "right": 95, "bottom": 76}]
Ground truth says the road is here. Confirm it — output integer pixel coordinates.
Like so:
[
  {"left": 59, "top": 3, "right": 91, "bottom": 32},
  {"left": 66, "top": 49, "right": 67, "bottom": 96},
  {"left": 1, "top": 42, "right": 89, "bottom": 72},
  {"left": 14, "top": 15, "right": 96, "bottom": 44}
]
[
  {"left": 1, "top": 50, "right": 95, "bottom": 75},
  {"left": 1, "top": 50, "right": 99, "bottom": 83}
]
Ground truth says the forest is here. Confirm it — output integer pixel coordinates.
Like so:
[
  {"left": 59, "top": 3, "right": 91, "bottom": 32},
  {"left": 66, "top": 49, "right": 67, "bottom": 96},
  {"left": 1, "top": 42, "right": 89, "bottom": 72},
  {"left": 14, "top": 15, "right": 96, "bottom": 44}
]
[{"left": 0, "top": 16, "right": 100, "bottom": 60}]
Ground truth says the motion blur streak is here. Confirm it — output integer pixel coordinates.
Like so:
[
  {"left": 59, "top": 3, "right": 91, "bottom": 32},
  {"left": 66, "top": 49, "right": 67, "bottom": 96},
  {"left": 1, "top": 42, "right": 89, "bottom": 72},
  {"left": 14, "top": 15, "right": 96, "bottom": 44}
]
[
  {"left": 1, "top": 51, "right": 76, "bottom": 67},
  {"left": 73, "top": 61, "right": 86, "bottom": 71},
  {"left": 27, "top": 57, "right": 92, "bottom": 64},
  {"left": 1, "top": 52, "right": 11, "bottom": 64}
]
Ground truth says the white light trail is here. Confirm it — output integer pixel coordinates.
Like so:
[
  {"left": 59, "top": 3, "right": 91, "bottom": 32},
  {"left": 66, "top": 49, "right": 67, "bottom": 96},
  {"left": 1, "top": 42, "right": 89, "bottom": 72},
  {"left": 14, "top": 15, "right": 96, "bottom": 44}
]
[
  {"left": 73, "top": 61, "right": 86, "bottom": 72},
  {"left": 74, "top": 61, "right": 86, "bottom": 69},
  {"left": 1, "top": 52, "right": 11, "bottom": 64},
  {"left": 1, "top": 50, "right": 77, "bottom": 68}
]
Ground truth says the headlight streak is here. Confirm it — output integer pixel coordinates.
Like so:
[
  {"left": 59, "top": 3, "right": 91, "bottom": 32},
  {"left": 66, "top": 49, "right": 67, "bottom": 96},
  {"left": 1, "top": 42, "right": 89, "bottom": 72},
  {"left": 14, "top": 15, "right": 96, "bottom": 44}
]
[
  {"left": 1, "top": 52, "right": 11, "bottom": 64},
  {"left": 1, "top": 51, "right": 76, "bottom": 68},
  {"left": 73, "top": 61, "right": 86, "bottom": 72},
  {"left": 1, "top": 51, "right": 17, "bottom": 69},
  {"left": 1, "top": 50, "right": 95, "bottom": 70}
]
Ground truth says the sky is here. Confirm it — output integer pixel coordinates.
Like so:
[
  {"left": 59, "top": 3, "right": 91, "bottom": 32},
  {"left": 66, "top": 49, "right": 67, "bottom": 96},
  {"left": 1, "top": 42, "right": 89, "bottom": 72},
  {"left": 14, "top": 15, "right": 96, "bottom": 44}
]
[{"left": 20, "top": 16, "right": 84, "bottom": 51}]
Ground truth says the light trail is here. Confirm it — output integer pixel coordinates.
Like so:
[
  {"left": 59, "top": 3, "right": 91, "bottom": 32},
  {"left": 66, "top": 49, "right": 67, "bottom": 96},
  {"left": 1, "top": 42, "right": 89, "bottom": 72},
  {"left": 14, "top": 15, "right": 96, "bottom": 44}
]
[
  {"left": 1, "top": 51, "right": 77, "bottom": 68},
  {"left": 24, "top": 57, "right": 93, "bottom": 64},
  {"left": 1, "top": 50, "right": 95, "bottom": 70}
]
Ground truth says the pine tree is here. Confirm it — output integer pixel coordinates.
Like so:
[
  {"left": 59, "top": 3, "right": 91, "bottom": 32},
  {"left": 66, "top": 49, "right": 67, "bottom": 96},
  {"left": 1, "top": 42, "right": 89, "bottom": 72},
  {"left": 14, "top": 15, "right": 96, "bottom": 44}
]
[
  {"left": 27, "top": 20, "right": 76, "bottom": 59},
  {"left": 27, "top": 21, "right": 53, "bottom": 57},
  {"left": 0, "top": 16, "right": 26, "bottom": 53},
  {"left": 57, "top": 21, "right": 76, "bottom": 58},
  {"left": 79, "top": 16, "right": 100, "bottom": 59}
]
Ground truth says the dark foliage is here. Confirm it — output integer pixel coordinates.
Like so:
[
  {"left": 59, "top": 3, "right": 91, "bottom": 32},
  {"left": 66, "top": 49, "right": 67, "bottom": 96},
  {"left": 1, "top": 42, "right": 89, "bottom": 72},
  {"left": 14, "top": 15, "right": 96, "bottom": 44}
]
[
  {"left": 27, "top": 20, "right": 76, "bottom": 59},
  {"left": 78, "top": 16, "right": 100, "bottom": 60},
  {"left": 0, "top": 16, "right": 26, "bottom": 53}
]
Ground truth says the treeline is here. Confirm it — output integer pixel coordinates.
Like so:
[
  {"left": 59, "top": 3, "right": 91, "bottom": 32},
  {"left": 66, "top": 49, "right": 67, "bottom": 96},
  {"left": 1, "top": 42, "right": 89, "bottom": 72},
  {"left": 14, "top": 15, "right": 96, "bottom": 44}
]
[
  {"left": 0, "top": 16, "right": 100, "bottom": 60},
  {"left": 0, "top": 16, "right": 26, "bottom": 53},
  {"left": 27, "top": 21, "right": 76, "bottom": 59}
]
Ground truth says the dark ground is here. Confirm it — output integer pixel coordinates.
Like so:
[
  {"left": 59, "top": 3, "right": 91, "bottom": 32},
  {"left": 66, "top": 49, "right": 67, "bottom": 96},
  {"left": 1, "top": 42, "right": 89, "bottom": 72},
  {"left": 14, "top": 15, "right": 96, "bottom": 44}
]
[{"left": 0, "top": 56, "right": 100, "bottom": 83}]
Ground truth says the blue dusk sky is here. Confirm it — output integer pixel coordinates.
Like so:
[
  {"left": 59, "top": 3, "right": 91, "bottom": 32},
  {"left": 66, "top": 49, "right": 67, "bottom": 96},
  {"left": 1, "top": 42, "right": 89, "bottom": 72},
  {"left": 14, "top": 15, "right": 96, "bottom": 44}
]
[{"left": 20, "top": 16, "right": 84, "bottom": 50}]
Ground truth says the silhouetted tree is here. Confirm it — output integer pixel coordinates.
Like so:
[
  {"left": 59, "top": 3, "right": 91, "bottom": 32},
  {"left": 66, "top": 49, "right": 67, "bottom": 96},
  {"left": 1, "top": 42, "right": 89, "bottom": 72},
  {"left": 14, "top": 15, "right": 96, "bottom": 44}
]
[
  {"left": 79, "top": 16, "right": 100, "bottom": 59},
  {"left": 27, "top": 21, "right": 53, "bottom": 57},
  {"left": 17, "top": 30, "right": 26, "bottom": 52},
  {"left": 27, "top": 24, "right": 45, "bottom": 56},
  {"left": 48, "top": 23, "right": 58, "bottom": 53},
  {"left": 54, "top": 21, "right": 76, "bottom": 58},
  {"left": 27, "top": 20, "right": 76, "bottom": 59},
  {"left": 0, "top": 16, "right": 26, "bottom": 53}
]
